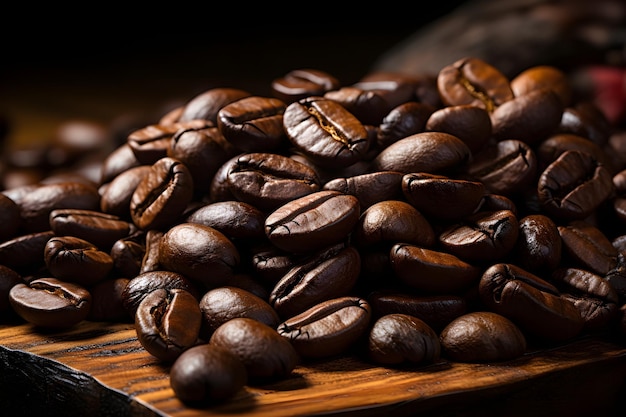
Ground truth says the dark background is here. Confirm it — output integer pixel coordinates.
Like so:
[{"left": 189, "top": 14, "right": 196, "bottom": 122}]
[{"left": 1, "top": 3, "right": 469, "bottom": 145}]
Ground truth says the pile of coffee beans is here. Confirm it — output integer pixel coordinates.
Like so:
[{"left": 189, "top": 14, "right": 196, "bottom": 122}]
[{"left": 2, "top": 57, "right": 626, "bottom": 405}]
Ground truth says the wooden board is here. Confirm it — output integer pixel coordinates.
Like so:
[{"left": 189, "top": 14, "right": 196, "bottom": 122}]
[{"left": 1, "top": 320, "right": 625, "bottom": 417}]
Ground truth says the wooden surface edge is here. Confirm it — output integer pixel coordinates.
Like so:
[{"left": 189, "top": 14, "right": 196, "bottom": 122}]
[{"left": 1, "top": 321, "right": 626, "bottom": 416}]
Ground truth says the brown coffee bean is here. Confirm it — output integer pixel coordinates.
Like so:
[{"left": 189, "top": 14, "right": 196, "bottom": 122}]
[
  {"left": 425, "top": 104, "right": 492, "bottom": 153},
  {"left": 558, "top": 220, "right": 618, "bottom": 275},
  {"left": 514, "top": 214, "right": 562, "bottom": 273},
  {"left": 440, "top": 311, "right": 526, "bottom": 362},
  {"left": 271, "top": 68, "right": 340, "bottom": 104},
  {"left": 367, "top": 313, "right": 441, "bottom": 366},
  {"left": 323, "top": 171, "right": 404, "bottom": 210},
  {"left": 44, "top": 236, "right": 113, "bottom": 286},
  {"left": 178, "top": 87, "right": 251, "bottom": 124}
]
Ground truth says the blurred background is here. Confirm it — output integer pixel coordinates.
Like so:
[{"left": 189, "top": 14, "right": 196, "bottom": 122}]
[{"left": 1, "top": 0, "right": 624, "bottom": 155}]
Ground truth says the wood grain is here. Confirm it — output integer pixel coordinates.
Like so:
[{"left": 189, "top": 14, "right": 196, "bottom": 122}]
[{"left": 1, "top": 320, "right": 625, "bottom": 416}]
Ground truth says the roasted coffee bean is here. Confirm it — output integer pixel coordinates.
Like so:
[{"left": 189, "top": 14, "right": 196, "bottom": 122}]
[
  {"left": 135, "top": 288, "right": 202, "bottom": 362},
  {"left": 367, "top": 291, "right": 467, "bottom": 332},
  {"left": 0, "top": 230, "right": 54, "bottom": 273},
  {"left": 130, "top": 157, "right": 194, "bottom": 231},
  {"left": 283, "top": 96, "right": 370, "bottom": 168},
  {"left": 367, "top": 313, "right": 441, "bottom": 366},
  {"left": 510, "top": 65, "right": 573, "bottom": 108},
  {"left": 277, "top": 296, "right": 371, "bottom": 358},
  {"left": 86, "top": 277, "right": 131, "bottom": 322},
  {"left": 210, "top": 317, "right": 299, "bottom": 382},
  {"left": 100, "top": 165, "right": 152, "bottom": 219},
  {"left": 537, "top": 150, "right": 615, "bottom": 221},
  {"left": 438, "top": 209, "right": 519, "bottom": 263},
  {"left": 158, "top": 223, "right": 240, "bottom": 289},
  {"left": 0, "top": 193, "right": 21, "bottom": 241},
  {"left": 17, "top": 181, "right": 101, "bottom": 233},
  {"left": 536, "top": 133, "right": 616, "bottom": 175},
  {"left": 402, "top": 173, "right": 485, "bottom": 220},
  {"left": 99, "top": 143, "right": 142, "bottom": 185},
  {"left": 557, "top": 101, "right": 612, "bottom": 147},
  {"left": 249, "top": 244, "right": 304, "bottom": 286},
  {"left": 265, "top": 190, "right": 360, "bottom": 253},
  {"left": 168, "top": 125, "right": 237, "bottom": 196},
  {"left": 127, "top": 120, "right": 210, "bottom": 165},
  {"left": 49, "top": 208, "right": 133, "bottom": 251},
  {"left": 0, "top": 265, "right": 22, "bottom": 314},
  {"left": 121, "top": 270, "right": 200, "bottom": 318},
  {"left": 514, "top": 214, "right": 562, "bottom": 273},
  {"left": 558, "top": 220, "right": 618, "bottom": 275},
  {"left": 437, "top": 57, "right": 514, "bottom": 112},
  {"left": 224, "top": 152, "right": 320, "bottom": 212},
  {"left": 271, "top": 68, "right": 340, "bottom": 104},
  {"left": 370, "top": 131, "right": 470, "bottom": 175},
  {"left": 479, "top": 263, "right": 584, "bottom": 341},
  {"left": 9, "top": 277, "right": 91, "bottom": 329},
  {"left": 425, "top": 104, "right": 492, "bottom": 153},
  {"left": 551, "top": 267, "right": 620, "bottom": 331},
  {"left": 269, "top": 243, "right": 360, "bottom": 319},
  {"left": 140, "top": 229, "right": 163, "bottom": 273},
  {"left": 185, "top": 200, "right": 266, "bottom": 241},
  {"left": 44, "top": 236, "right": 113, "bottom": 286},
  {"left": 440, "top": 311, "right": 526, "bottom": 362},
  {"left": 324, "top": 86, "right": 400, "bottom": 126},
  {"left": 490, "top": 88, "right": 563, "bottom": 145},
  {"left": 178, "top": 87, "right": 252, "bottom": 124},
  {"left": 169, "top": 343, "right": 247, "bottom": 404},
  {"left": 217, "top": 96, "right": 288, "bottom": 152},
  {"left": 323, "top": 171, "right": 404, "bottom": 211},
  {"left": 390, "top": 244, "right": 482, "bottom": 294},
  {"left": 377, "top": 101, "right": 435, "bottom": 150},
  {"left": 465, "top": 139, "right": 537, "bottom": 197},
  {"left": 354, "top": 200, "right": 435, "bottom": 248},
  {"left": 199, "top": 286, "right": 279, "bottom": 340}
]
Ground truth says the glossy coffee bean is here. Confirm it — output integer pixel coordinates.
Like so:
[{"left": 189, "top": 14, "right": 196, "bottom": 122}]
[
  {"left": 377, "top": 101, "right": 434, "bottom": 150},
  {"left": 0, "top": 230, "right": 54, "bottom": 273},
  {"left": 158, "top": 223, "right": 239, "bottom": 290},
  {"left": 425, "top": 104, "right": 492, "bottom": 153},
  {"left": 557, "top": 101, "right": 612, "bottom": 147},
  {"left": 217, "top": 96, "right": 288, "bottom": 152},
  {"left": 438, "top": 209, "right": 519, "bottom": 263},
  {"left": 283, "top": 96, "right": 370, "bottom": 168},
  {"left": 367, "top": 313, "right": 441, "bottom": 366},
  {"left": 323, "top": 170, "right": 404, "bottom": 211},
  {"left": 86, "top": 277, "right": 131, "bottom": 322},
  {"left": 490, "top": 88, "right": 563, "bottom": 145},
  {"left": 401, "top": 172, "right": 485, "bottom": 220},
  {"left": 100, "top": 165, "right": 153, "bottom": 219},
  {"left": 169, "top": 343, "right": 247, "bottom": 404},
  {"left": 135, "top": 288, "right": 202, "bottom": 362},
  {"left": 269, "top": 243, "right": 360, "bottom": 319},
  {"left": 537, "top": 150, "right": 614, "bottom": 221},
  {"left": 199, "top": 286, "right": 279, "bottom": 340},
  {"left": 140, "top": 229, "right": 163, "bottom": 274},
  {"left": 440, "top": 311, "right": 526, "bottom": 363},
  {"left": 536, "top": 133, "right": 616, "bottom": 175},
  {"left": 0, "top": 265, "right": 22, "bottom": 314},
  {"left": 277, "top": 296, "right": 372, "bottom": 358},
  {"left": 437, "top": 57, "right": 514, "bottom": 112},
  {"left": 99, "top": 143, "right": 142, "bottom": 185},
  {"left": 110, "top": 231, "right": 146, "bottom": 278},
  {"left": 9, "top": 277, "right": 92, "bottom": 329},
  {"left": 130, "top": 157, "right": 195, "bottom": 231},
  {"left": 479, "top": 263, "right": 584, "bottom": 341},
  {"left": 389, "top": 244, "right": 481, "bottom": 294},
  {"left": 178, "top": 87, "right": 252, "bottom": 124},
  {"left": 265, "top": 190, "right": 360, "bottom": 253},
  {"left": 121, "top": 270, "right": 200, "bottom": 318},
  {"left": 271, "top": 68, "right": 340, "bottom": 104},
  {"left": 551, "top": 267, "right": 620, "bottom": 331},
  {"left": 210, "top": 317, "right": 300, "bottom": 382},
  {"left": 185, "top": 200, "right": 266, "bottom": 241},
  {"left": 464, "top": 139, "right": 537, "bottom": 196},
  {"left": 514, "top": 214, "right": 562, "bottom": 273},
  {"left": 49, "top": 208, "right": 134, "bottom": 251},
  {"left": 127, "top": 120, "right": 210, "bottom": 165},
  {"left": 510, "top": 65, "right": 573, "bottom": 108},
  {"left": 558, "top": 220, "right": 618, "bottom": 275},
  {"left": 370, "top": 131, "right": 470, "bottom": 175},
  {"left": 354, "top": 200, "right": 435, "bottom": 248},
  {"left": 224, "top": 152, "right": 320, "bottom": 212},
  {"left": 44, "top": 236, "right": 113, "bottom": 286}
]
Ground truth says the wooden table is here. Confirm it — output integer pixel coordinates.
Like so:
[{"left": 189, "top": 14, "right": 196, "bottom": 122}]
[{"left": 0, "top": 320, "right": 625, "bottom": 417}]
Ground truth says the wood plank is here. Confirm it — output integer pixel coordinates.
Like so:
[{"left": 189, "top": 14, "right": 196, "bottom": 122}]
[{"left": 1, "top": 321, "right": 626, "bottom": 416}]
